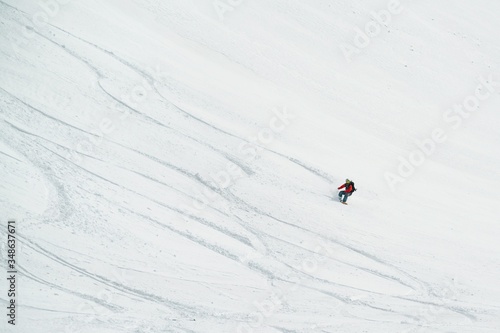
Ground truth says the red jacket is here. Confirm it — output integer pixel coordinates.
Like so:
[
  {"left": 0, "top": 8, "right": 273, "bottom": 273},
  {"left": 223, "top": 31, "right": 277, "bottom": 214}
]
[{"left": 338, "top": 183, "right": 354, "bottom": 193}]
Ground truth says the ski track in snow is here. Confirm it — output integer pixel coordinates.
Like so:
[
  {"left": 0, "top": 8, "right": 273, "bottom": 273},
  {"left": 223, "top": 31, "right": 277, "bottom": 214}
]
[{"left": 1, "top": 0, "right": 500, "bottom": 332}]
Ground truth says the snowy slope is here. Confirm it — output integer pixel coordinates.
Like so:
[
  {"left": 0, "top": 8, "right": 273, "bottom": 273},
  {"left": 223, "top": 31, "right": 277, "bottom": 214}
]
[{"left": 1, "top": 0, "right": 500, "bottom": 332}]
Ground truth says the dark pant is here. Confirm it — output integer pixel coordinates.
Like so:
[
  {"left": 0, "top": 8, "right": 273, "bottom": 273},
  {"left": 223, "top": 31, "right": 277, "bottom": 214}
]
[{"left": 339, "top": 191, "right": 350, "bottom": 202}]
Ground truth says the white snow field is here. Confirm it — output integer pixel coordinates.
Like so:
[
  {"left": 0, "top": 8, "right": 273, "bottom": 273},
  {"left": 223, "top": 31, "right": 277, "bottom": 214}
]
[{"left": 1, "top": 0, "right": 500, "bottom": 332}]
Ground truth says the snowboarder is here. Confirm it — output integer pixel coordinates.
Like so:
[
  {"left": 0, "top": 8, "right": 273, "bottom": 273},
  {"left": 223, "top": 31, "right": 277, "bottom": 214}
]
[{"left": 338, "top": 179, "right": 356, "bottom": 204}]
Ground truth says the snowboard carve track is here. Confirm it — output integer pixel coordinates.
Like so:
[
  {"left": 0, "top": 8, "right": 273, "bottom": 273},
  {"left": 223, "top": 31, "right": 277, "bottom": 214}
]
[
  {"left": 15, "top": 233, "right": 197, "bottom": 315},
  {"left": 1, "top": 2, "right": 498, "bottom": 331},
  {"left": 17, "top": 263, "right": 122, "bottom": 312}
]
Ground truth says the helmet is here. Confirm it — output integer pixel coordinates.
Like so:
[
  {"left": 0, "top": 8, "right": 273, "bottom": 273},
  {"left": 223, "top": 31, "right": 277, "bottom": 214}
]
[{"left": 346, "top": 179, "right": 351, "bottom": 183}]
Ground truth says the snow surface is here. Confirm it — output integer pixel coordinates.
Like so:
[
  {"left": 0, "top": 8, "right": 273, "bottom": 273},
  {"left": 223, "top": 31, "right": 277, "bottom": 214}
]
[{"left": 1, "top": 0, "right": 500, "bottom": 332}]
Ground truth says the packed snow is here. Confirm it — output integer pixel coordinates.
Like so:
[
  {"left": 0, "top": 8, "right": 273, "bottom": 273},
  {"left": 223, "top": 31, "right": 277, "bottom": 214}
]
[{"left": 1, "top": 0, "right": 500, "bottom": 332}]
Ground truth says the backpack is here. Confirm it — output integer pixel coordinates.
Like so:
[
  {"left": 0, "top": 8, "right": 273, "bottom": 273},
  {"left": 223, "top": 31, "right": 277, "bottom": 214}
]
[{"left": 350, "top": 182, "right": 356, "bottom": 193}]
